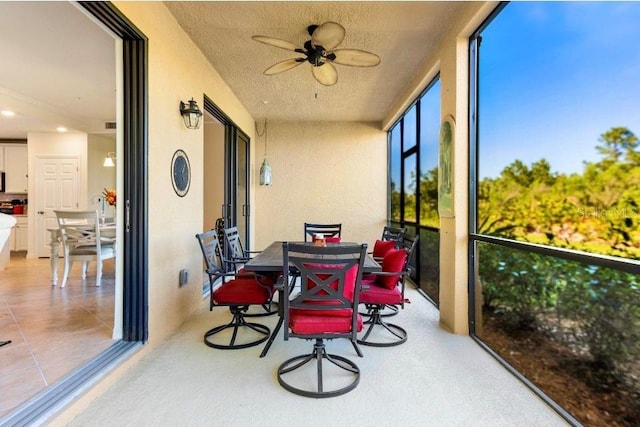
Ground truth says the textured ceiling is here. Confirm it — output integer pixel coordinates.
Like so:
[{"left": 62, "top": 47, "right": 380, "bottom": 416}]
[
  {"left": 165, "top": 1, "right": 471, "bottom": 123},
  {"left": 0, "top": 1, "right": 473, "bottom": 140},
  {"left": 0, "top": 2, "right": 115, "bottom": 139}
]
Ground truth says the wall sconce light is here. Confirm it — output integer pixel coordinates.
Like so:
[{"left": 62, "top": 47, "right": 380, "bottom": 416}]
[
  {"left": 103, "top": 152, "right": 116, "bottom": 167},
  {"left": 179, "top": 98, "right": 203, "bottom": 129},
  {"left": 257, "top": 119, "right": 272, "bottom": 186}
]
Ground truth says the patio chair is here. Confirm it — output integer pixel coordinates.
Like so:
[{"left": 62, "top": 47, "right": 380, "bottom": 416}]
[
  {"left": 381, "top": 225, "right": 406, "bottom": 243},
  {"left": 223, "top": 226, "right": 278, "bottom": 316},
  {"left": 364, "top": 225, "right": 408, "bottom": 318},
  {"left": 304, "top": 223, "right": 342, "bottom": 243},
  {"left": 277, "top": 242, "right": 367, "bottom": 398},
  {"left": 55, "top": 210, "right": 115, "bottom": 288},
  {"left": 195, "top": 229, "right": 273, "bottom": 349},
  {"left": 357, "top": 234, "right": 419, "bottom": 347}
]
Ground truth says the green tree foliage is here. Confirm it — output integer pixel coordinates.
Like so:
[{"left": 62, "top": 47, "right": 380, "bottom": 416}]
[
  {"left": 476, "top": 127, "right": 640, "bottom": 388},
  {"left": 478, "top": 127, "right": 640, "bottom": 259}
]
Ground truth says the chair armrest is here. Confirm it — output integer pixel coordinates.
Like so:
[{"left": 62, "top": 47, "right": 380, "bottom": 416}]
[{"left": 366, "top": 270, "right": 407, "bottom": 278}]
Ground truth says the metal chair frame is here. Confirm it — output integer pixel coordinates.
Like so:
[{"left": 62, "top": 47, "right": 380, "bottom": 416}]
[
  {"left": 196, "top": 230, "right": 273, "bottom": 350},
  {"left": 381, "top": 225, "right": 406, "bottom": 243},
  {"left": 303, "top": 223, "right": 342, "bottom": 242},
  {"left": 277, "top": 242, "right": 367, "bottom": 398},
  {"left": 364, "top": 225, "right": 407, "bottom": 318},
  {"left": 357, "top": 234, "right": 419, "bottom": 347},
  {"left": 223, "top": 226, "right": 278, "bottom": 317}
]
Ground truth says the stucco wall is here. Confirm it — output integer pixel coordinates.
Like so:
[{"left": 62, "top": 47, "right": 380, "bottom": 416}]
[
  {"left": 113, "top": 2, "right": 388, "bottom": 349},
  {"left": 50, "top": 2, "right": 501, "bottom": 424},
  {"left": 253, "top": 121, "right": 387, "bottom": 250},
  {"left": 113, "top": 1, "right": 256, "bottom": 344}
]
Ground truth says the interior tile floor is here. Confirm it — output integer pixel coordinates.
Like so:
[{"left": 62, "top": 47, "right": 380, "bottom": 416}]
[{"left": 0, "top": 252, "right": 116, "bottom": 418}]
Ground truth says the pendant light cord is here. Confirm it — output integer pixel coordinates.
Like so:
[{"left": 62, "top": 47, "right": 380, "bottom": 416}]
[{"left": 256, "top": 118, "right": 267, "bottom": 158}]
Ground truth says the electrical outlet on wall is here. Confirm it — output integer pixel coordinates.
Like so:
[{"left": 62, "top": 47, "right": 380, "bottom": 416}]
[{"left": 179, "top": 269, "right": 189, "bottom": 286}]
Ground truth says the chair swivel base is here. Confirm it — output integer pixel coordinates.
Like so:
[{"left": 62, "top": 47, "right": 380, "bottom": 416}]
[
  {"left": 204, "top": 308, "right": 270, "bottom": 350},
  {"left": 357, "top": 309, "right": 407, "bottom": 347},
  {"left": 359, "top": 303, "right": 399, "bottom": 318},
  {"left": 242, "top": 302, "right": 278, "bottom": 318},
  {"left": 277, "top": 339, "right": 360, "bottom": 398}
]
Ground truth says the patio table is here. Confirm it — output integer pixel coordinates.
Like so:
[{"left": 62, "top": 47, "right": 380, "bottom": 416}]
[{"left": 243, "top": 240, "right": 381, "bottom": 357}]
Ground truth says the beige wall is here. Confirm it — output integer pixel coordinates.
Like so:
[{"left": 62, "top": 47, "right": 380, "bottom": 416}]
[
  {"left": 53, "top": 1, "right": 500, "bottom": 423},
  {"left": 113, "top": 1, "right": 256, "bottom": 344},
  {"left": 253, "top": 121, "right": 387, "bottom": 250},
  {"left": 87, "top": 134, "right": 116, "bottom": 218},
  {"left": 382, "top": 1, "right": 498, "bottom": 334},
  {"left": 112, "top": 0, "right": 498, "bottom": 347}
]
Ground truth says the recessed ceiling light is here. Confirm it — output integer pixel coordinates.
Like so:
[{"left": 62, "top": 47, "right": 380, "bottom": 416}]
[
  {"left": 1, "top": 110, "right": 15, "bottom": 117},
  {"left": 56, "top": 126, "right": 67, "bottom": 132}
]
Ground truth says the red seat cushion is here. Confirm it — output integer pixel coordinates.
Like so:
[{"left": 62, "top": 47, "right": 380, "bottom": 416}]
[
  {"left": 236, "top": 268, "right": 278, "bottom": 286},
  {"left": 372, "top": 239, "right": 396, "bottom": 258},
  {"left": 376, "top": 248, "right": 407, "bottom": 289},
  {"left": 213, "top": 278, "right": 273, "bottom": 305},
  {"left": 289, "top": 311, "right": 363, "bottom": 334},
  {"left": 359, "top": 278, "right": 403, "bottom": 305}
]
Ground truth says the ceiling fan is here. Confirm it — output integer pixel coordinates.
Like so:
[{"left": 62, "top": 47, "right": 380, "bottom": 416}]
[{"left": 252, "top": 21, "right": 381, "bottom": 86}]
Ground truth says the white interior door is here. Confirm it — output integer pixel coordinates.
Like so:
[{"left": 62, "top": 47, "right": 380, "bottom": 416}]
[{"left": 35, "top": 156, "right": 80, "bottom": 257}]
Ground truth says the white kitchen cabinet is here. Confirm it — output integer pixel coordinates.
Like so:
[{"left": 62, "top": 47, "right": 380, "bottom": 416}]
[
  {"left": 10, "top": 216, "right": 28, "bottom": 251},
  {"left": 4, "top": 145, "right": 28, "bottom": 193}
]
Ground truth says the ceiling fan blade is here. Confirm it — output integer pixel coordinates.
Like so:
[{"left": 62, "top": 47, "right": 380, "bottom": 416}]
[
  {"left": 312, "top": 62, "right": 338, "bottom": 86},
  {"left": 311, "top": 22, "right": 345, "bottom": 50},
  {"left": 264, "top": 58, "right": 304, "bottom": 75},
  {"left": 252, "top": 35, "right": 301, "bottom": 52},
  {"left": 331, "top": 49, "right": 381, "bottom": 67}
]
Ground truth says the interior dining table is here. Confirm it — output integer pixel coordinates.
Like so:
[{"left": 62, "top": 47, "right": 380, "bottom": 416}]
[
  {"left": 243, "top": 240, "right": 381, "bottom": 357},
  {"left": 47, "top": 222, "right": 116, "bottom": 286}
]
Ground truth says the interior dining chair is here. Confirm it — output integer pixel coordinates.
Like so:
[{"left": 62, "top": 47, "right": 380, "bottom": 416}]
[
  {"left": 357, "top": 234, "right": 419, "bottom": 347},
  {"left": 54, "top": 210, "right": 115, "bottom": 288},
  {"left": 303, "top": 223, "right": 342, "bottom": 243},
  {"left": 195, "top": 229, "right": 273, "bottom": 350},
  {"left": 223, "top": 225, "right": 278, "bottom": 316},
  {"left": 277, "top": 242, "right": 367, "bottom": 398}
]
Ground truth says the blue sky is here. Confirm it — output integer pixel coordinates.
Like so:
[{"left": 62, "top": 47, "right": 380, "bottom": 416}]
[{"left": 479, "top": 2, "right": 640, "bottom": 178}]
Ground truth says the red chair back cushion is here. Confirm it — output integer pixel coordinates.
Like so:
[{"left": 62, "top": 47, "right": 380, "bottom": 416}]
[
  {"left": 372, "top": 239, "right": 396, "bottom": 258},
  {"left": 376, "top": 248, "right": 407, "bottom": 289}
]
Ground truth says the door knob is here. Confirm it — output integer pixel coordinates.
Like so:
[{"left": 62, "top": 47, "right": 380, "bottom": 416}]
[{"left": 38, "top": 211, "right": 45, "bottom": 215}]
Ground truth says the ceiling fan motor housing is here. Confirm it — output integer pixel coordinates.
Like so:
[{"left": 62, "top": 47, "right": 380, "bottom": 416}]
[{"left": 303, "top": 40, "right": 336, "bottom": 66}]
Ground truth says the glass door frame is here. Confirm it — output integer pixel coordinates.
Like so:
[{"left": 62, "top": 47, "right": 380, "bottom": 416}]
[{"left": 204, "top": 96, "right": 251, "bottom": 251}]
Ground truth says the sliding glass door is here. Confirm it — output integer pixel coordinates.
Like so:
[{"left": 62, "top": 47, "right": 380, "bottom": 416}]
[{"left": 204, "top": 96, "right": 251, "bottom": 250}]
